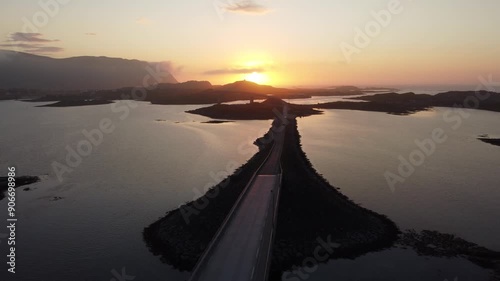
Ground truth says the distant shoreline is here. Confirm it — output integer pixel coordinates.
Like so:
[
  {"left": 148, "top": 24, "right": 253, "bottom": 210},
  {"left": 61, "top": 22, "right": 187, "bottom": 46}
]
[
  {"left": 187, "top": 91, "right": 500, "bottom": 119},
  {"left": 478, "top": 137, "right": 500, "bottom": 147},
  {"left": 37, "top": 100, "right": 113, "bottom": 107}
]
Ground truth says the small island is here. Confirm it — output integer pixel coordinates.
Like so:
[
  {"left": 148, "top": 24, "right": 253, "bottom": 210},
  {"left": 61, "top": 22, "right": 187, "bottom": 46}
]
[
  {"left": 316, "top": 91, "right": 500, "bottom": 115},
  {"left": 478, "top": 135, "right": 500, "bottom": 147},
  {"left": 38, "top": 99, "right": 113, "bottom": 107},
  {"left": 187, "top": 97, "right": 322, "bottom": 120},
  {"left": 201, "top": 120, "right": 234, "bottom": 124}
]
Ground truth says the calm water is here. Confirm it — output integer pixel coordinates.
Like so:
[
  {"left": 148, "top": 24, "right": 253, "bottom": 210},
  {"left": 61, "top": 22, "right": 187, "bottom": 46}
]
[
  {"left": 0, "top": 100, "right": 270, "bottom": 281},
  {"left": 298, "top": 108, "right": 500, "bottom": 250},
  {"left": 0, "top": 100, "right": 499, "bottom": 280},
  {"left": 295, "top": 107, "right": 500, "bottom": 281}
]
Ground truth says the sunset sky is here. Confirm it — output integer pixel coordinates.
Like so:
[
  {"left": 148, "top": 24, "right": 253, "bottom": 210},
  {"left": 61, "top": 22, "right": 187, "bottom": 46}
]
[{"left": 1, "top": 0, "right": 499, "bottom": 87}]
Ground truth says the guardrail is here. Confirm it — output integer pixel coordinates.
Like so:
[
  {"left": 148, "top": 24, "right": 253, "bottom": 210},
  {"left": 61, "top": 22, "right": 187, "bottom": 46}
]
[
  {"left": 266, "top": 162, "right": 283, "bottom": 280},
  {"left": 252, "top": 162, "right": 282, "bottom": 281}
]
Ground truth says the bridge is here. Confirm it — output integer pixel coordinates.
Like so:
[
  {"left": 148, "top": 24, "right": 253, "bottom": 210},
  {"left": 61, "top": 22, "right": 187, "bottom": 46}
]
[{"left": 189, "top": 118, "right": 286, "bottom": 281}]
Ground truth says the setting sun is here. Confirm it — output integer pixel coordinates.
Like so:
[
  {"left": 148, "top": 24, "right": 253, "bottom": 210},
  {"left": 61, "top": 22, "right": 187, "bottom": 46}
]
[{"left": 244, "top": 72, "right": 269, "bottom": 85}]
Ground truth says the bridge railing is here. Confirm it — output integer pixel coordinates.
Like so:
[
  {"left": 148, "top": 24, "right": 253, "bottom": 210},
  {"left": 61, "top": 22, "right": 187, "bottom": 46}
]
[{"left": 252, "top": 134, "right": 284, "bottom": 281}]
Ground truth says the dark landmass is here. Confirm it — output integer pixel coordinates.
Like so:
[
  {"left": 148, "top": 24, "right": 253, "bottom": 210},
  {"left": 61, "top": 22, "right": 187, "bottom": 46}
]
[
  {"left": 0, "top": 176, "right": 40, "bottom": 200},
  {"left": 315, "top": 100, "right": 430, "bottom": 115},
  {"left": 6, "top": 80, "right": 306, "bottom": 105},
  {"left": 149, "top": 80, "right": 309, "bottom": 105},
  {"left": 298, "top": 85, "right": 364, "bottom": 97},
  {"left": 363, "top": 86, "right": 400, "bottom": 92},
  {"left": 299, "top": 86, "right": 398, "bottom": 97},
  {"left": 0, "top": 88, "right": 85, "bottom": 101},
  {"left": 38, "top": 99, "right": 113, "bottom": 107},
  {"left": 0, "top": 50, "right": 177, "bottom": 90},
  {"left": 21, "top": 87, "right": 144, "bottom": 102},
  {"left": 201, "top": 120, "right": 233, "bottom": 124},
  {"left": 143, "top": 111, "right": 500, "bottom": 279},
  {"left": 149, "top": 81, "right": 267, "bottom": 105},
  {"left": 158, "top": 81, "right": 213, "bottom": 91},
  {"left": 216, "top": 80, "right": 291, "bottom": 96},
  {"left": 149, "top": 88, "right": 266, "bottom": 105},
  {"left": 478, "top": 138, "right": 500, "bottom": 147},
  {"left": 400, "top": 230, "right": 500, "bottom": 278},
  {"left": 2, "top": 79, "right": 395, "bottom": 105},
  {"left": 143, "top": 115, "right": 400, "bottom": 277},
  {"left": 302, "top": 89, "right": 363, "bottom": 97},
  {"left": 6, "top": 73, "right": 498, "bottom": 115},
  {"left": 353, "top": 91, "right": 500, "bottom": 113},
  {"left": 187, "top": 91, "right": 500, "bottom": 119},
  {"left": 187, "top": 97, "right": 322, "bottom": 120},
  {"left": 313, "top": 91, "right": 500, "bottom": 115},
  {"left": 269, "top": 118, "right": 400, "bottom": 279}
]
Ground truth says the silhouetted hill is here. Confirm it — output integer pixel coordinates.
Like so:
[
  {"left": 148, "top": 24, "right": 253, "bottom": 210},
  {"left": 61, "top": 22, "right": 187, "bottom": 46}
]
[
  {"left": 351, "top": 91, "right": 500, "bottom": 109},
  {"left": 217, "top": 80, "right": 290, "bottom": 95},
  {"left": 0, "top": 50, "right": 177, "bottom": 90},
  {"left": 187, "top": 98, "right": 321, "bottom": 119},
  {"left": 350, "top": 92, "right": 432, "bottom": 102},
  {"left": 149, "top": 80, "right": 306, "bottom": 104},
  {"left": 158, "top": 80, "right": 212, "bottom": 90},
  {"left": 299, "top": 86, "right": 398, "bottom": 97},
  {"left": 315, "top": 91, "right": 500, "bottom": 115},
  {"left": 149, "top": 88, "right": 265, "bottom": 105}
]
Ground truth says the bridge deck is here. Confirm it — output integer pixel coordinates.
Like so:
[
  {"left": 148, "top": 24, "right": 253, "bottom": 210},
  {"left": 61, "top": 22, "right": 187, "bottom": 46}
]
[
  {"left": 191, "top": 175, "right": 277, "bottom": 280},
  {"left": 189, "top": 123, "right": 285, "bottom": 281}
]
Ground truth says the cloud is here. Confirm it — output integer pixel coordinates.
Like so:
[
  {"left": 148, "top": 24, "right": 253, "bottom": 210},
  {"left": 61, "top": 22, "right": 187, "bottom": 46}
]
[
  {"left": 135, "top": 17, "right": 152, "bottom": 25},
  {"left": 224, "top": 0, "right": 271, "bottom": 15},
  {"left": 2, "top": 33, "right": 62, "bottom": 54},
  {"left": 149, "top": 61, "right": 184, "bottom": 76},
  {"left": 8, "top": 32, "right": 59, "bottom": 43},
  {"left": 0, "top": 43, "right": 63, "bottom": 54},
  {"left": 203, "top": 67, "right": 265, "bottom": 75}
]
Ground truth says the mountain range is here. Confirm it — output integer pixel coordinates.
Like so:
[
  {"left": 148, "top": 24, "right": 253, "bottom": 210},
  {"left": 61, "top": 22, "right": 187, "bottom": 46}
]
[{"left": 0, "top": 50, "right": 178, "bottom": 90}]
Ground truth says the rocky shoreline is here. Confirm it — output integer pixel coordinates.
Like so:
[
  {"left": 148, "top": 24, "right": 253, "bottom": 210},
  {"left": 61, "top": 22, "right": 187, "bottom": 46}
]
[
  {"left": 0, "top": 176, "right": 40, "bottom": 200},
  {"left": 399, "top": 230, "right": 500, "bottom": 279}
]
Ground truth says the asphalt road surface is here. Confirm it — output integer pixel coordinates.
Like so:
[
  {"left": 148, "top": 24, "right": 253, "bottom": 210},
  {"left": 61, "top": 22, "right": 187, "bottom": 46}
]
[{"left": 190, "top": 125, "right": 284, "bottom": 281}]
